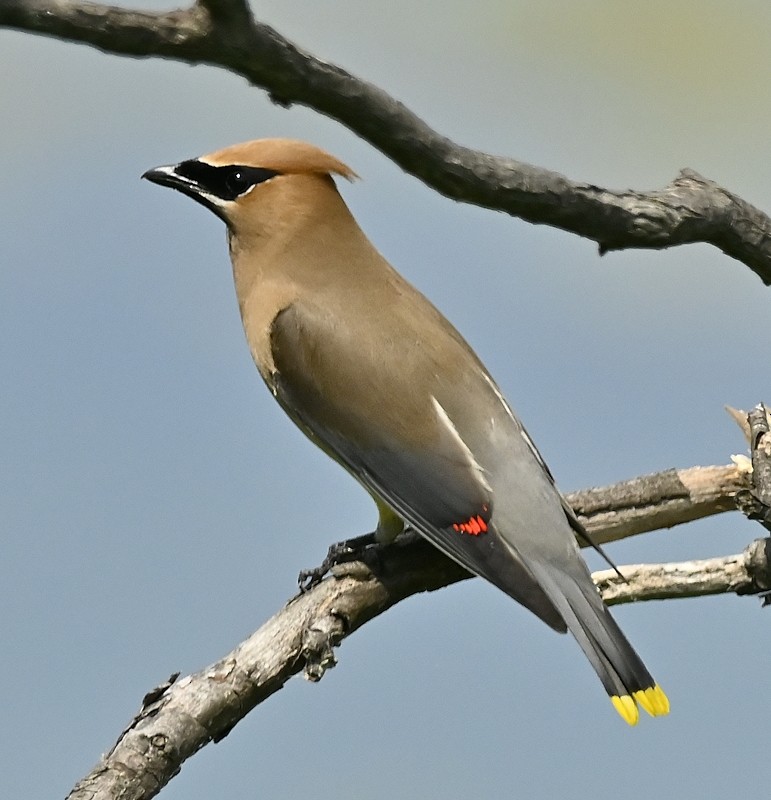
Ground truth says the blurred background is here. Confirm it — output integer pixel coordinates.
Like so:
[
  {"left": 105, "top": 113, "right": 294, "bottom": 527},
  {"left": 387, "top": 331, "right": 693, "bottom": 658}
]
[{"left": 2, "top": 1, "right": 770, "bottom": 797}]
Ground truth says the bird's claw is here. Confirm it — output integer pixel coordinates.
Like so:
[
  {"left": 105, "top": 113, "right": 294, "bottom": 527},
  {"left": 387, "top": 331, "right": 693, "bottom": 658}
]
[{"left": 297, "top": 533, "right": 379, "bottom": 593}]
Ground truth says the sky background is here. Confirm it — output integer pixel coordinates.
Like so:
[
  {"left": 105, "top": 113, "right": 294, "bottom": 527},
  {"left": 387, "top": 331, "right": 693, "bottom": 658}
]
[{"left": 2, "top": 1, "right": 771, "bottom": 797}]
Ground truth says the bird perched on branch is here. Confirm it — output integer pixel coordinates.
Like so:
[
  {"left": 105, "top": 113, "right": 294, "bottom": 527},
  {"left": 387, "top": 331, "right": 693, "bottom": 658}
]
[{"left": 143, "top": 138, "right": 668, "bottom": 725}]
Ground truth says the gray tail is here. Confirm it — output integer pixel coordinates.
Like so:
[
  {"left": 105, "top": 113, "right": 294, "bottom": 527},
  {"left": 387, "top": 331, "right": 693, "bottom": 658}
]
[{"left": 527, "top": 561, "right": 669, "bottom": 725}]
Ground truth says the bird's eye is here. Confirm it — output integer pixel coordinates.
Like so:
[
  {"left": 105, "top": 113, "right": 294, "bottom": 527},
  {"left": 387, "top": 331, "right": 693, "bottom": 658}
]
[{"left": 225, "top": 169, "right": 251, "bottom": 196}]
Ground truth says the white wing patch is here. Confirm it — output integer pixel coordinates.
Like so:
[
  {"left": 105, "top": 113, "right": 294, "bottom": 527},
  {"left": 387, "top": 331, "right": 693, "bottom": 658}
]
[{"left": 431, "top": 396, "right": 492, "bottom": 494}]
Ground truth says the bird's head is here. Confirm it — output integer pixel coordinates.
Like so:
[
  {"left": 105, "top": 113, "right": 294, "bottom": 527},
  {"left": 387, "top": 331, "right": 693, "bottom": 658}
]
[{"left": 142, "top": 138, "right": 357, "bottom": 238}]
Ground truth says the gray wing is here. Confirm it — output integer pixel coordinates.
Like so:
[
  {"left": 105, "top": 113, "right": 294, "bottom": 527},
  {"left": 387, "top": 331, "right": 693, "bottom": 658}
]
[{"left": 270, "top": 302, "right": 566, "bottom": 631}]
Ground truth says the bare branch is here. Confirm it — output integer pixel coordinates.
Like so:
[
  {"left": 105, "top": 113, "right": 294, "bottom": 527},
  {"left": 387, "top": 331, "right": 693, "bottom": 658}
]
[
  {"left": 571, "top": 464, "right": 749, "bottom": 544},
  {"left": 596, "top": 538, "right": 771, "bottom": 604},
  {"left": 2, "top": 0, "right": 770, "bottom": 282},
  {"left": 66, "top": 461, "right": 754, "bottom": 799}
]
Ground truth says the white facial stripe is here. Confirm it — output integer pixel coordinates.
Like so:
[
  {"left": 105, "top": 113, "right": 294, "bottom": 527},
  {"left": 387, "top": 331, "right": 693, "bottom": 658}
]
[{"left": 198, "top": 190, "right": 229, "bottom": 207}]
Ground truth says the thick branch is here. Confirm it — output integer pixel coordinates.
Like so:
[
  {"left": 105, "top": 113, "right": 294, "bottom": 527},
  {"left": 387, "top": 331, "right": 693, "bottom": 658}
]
[
  {"left": 2, "top": 0, "right": 770, "bottom": 282},
  {"left": 571, "top": 464, "right": 747, "bottom": 544},
  {"left": 67, "top": 462, "right": 754, "bottom": 799}
]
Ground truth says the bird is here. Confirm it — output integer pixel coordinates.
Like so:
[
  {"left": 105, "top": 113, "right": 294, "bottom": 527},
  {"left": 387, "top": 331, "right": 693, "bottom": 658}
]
[{"left": 143, "top": 138, "right": 669, "bottom": 725}]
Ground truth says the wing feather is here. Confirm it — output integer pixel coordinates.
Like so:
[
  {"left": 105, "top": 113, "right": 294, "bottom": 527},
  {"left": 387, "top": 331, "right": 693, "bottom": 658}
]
[{"left": 270, "top": 302, "right": 566, "bottom": 631}]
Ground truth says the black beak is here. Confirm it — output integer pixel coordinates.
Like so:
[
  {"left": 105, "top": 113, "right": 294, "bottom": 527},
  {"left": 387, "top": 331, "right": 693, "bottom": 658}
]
[
  {"left": 142, "top": 164, "right": 227, "bottom": 221},
  {"left": 142, "top": 164, "right": 196, "bottom": 194}
]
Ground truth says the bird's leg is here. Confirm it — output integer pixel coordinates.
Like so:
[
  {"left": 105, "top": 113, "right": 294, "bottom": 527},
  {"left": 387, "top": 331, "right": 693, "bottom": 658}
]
[{"left": 297, "top": 532, "right": 380, "bottom": 592}]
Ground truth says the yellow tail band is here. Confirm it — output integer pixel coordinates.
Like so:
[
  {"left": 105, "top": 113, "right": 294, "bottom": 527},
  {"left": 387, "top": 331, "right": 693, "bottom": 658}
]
[{"left": 612, "top": 685, "right": 670, "bottom": 725}]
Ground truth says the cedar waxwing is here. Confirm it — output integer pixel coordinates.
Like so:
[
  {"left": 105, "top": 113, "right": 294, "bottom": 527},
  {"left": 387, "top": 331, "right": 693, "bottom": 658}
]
[{"left": 143, "top": 138, "right": 669, "bottom": 725}]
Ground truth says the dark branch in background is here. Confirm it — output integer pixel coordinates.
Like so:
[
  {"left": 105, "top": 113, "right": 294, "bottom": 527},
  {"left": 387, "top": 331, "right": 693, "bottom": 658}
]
[
  {"left": 66, "top": 461, "right": 758, "bottom": 800},
  {"left": 2, "top": 0, "right": 771, "bottom": 283}
]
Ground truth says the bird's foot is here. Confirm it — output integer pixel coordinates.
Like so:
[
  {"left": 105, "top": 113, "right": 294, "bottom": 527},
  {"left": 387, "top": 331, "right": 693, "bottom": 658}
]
[{"left": 298, "top": 532, "right": 379, "bottom": 593}]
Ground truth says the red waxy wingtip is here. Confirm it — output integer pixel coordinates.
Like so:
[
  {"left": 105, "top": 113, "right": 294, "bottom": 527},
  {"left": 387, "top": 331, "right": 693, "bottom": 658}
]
[{"left": 452, "top": 513, "right": 489, "bottom": 536}]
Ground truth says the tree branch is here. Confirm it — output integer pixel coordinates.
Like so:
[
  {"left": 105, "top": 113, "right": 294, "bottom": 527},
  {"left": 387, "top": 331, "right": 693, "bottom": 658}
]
[
  {"left": 572, "top": 464, "right": 747, "bottom": 544},
  {"left": 595, "top": 538, "right": 771, "bottom": 603},
  {"left": 3, "top": 0, "right": 770, "bottom": 283},
  {"left": 66, "top": 461, "right": 755, "bottom": 799}
]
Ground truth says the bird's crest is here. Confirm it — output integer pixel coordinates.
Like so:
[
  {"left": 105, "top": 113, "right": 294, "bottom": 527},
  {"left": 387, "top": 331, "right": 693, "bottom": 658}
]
[{"left": 200, "top": 138, "right": 358, "bottom": 181}]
